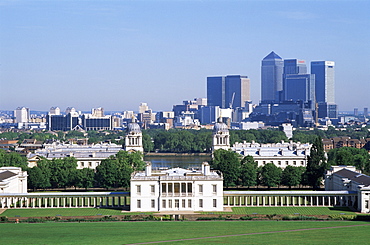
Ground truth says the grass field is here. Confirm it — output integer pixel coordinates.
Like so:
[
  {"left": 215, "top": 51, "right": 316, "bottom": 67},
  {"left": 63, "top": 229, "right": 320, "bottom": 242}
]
[
  {"left": 203, "top": 206, "right": 357, "bottom": 215},
  {"left": 1, "top": 206, "right": 358, "bottom": 218},
  {"left": 0, "top": 221, "right": 369, "bottom": 244},
  {"left": 1, "top": 208, "right": 151, "bottom": 217}
]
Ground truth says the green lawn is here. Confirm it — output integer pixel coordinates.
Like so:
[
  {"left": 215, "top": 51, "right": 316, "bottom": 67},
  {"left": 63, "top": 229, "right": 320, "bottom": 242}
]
[
  {"left": 203, "top": 206, "right": 358, "bottom": 215},
  {"left": 1, "top": 206, "right": 358, "bottom": 218},
  {"left": 1, "top": 208, "right": 152, "bottom": 217},
  {"left": 0, "top": 221, "right": 368, "bottom": 244}
]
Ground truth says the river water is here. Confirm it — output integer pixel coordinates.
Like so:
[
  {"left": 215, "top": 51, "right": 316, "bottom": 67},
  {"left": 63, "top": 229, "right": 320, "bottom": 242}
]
[{"left": 143, "top": 155, "right": 212, "bottom": 170}]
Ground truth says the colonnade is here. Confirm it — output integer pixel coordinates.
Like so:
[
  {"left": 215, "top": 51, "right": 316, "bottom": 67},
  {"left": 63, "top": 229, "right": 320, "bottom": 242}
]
[
  {"left": 0, "top": 192, "right": 129, "bottom": 209},
  {"left": 224, "top": 192, "right": 357, "bottom": 208}
]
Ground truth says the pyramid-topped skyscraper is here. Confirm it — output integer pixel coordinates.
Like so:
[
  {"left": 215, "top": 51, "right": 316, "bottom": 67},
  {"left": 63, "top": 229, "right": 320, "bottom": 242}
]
[{"left": 261, "top": 51, "right": 284, "bottom": 103}]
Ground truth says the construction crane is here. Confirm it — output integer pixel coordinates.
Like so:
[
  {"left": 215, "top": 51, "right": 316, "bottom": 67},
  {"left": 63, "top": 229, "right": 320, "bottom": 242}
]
[{"left": 229, "top": 92, "right": 235, "bottom": 109}]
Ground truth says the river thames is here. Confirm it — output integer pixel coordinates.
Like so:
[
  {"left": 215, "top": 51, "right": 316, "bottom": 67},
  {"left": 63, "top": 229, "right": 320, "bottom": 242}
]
[{"left": 143, "top": 154, "right": 212, "bottom": 170}]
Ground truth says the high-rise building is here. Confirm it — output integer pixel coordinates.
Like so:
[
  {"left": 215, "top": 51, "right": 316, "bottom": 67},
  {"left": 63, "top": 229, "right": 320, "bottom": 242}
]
[
  {"left": 283, "top": 59, "right": 307, "bottom": 75},
  {"left": 207, "top": 75, "right": 250, "bottom": 109},
  {"left": 282, "top": 59, "right": 309, "bottom": 102},
  {"left": 284, "top": 74, "right": 315, "bottom": 107},
  {"left": 364, "top": 108, "right": 368, "bottom": 117},
  {"left": 14, "top": 107, "right": 30, "bottom": 123},
  {"left": 311, "top": 61, "right": 335, "bottom": 103},
  {"left": 207, "top": 76, "right": 225, "bottom": 108},
  {"left": 261, "top": 51, "right": 283, "bottom": 103}
]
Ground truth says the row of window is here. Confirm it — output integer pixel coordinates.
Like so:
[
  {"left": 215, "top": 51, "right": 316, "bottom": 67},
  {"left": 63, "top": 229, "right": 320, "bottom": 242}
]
[
  {"left": 257, "top": 160, "right": 305, "bottom": 166},
  {"left": 136, "top": 198, "right": 218, "bottom": 209},
  {"left": 136, "top": 184, "right": 218, "bottom": 195}
]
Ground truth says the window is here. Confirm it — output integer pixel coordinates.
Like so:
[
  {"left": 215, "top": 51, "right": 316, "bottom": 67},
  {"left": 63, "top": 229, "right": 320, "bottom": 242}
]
[
  {"left": 188, "top": 199, "right": 192, "bottom": 208},
  {"left": 174, "top": 183, "right": 180, "bottom": 193},
  {"left": 162, "top": 199, "right": 166, "bottom": 208},
  {"left": 175, "top": 199, "right": 179, "bottom": 208},
  {"left": 187, "top": 183, "right": 192, "bottom": 193},
  {"left": 199, "top": 199, "right": 203, "bottom": 208},
  {"left": 213, "top": 199, "right": 217, "bottom": 208},
  {"left": 137, "top": 199, "right": 141, "bottom": 209},
  {"left": 151, "top": 199, "right": 155, "bottom": 208},
  {"left": 212, "top": 185, "right": 217, "bottom": 194},
  {"left": 181, "top": 183, "right": 186, "bottom": 194},
  {"left": 81, "top": 162, "right": 85, "bottom": 167},
  {"left": 199, "top": 185, "right": 203, "bottom": 193},
  {"left": 162, "top": 183, "right": 166, "bottom": 194},
  {"left": 263, "top": 161, "right": 266, "bottom": 164},
  {"left": 168, "top": 199, "right": 172, "bottom": 208},
  {"left": 137, "top": 185, "right": 141, "bottom": 194},
  {"left": 88, "top": 162, "right": 92, "bottom": 167},
  {"left": 182, "top": 199, "right": 186, "bottom": 208},
  {"left": 293, "top": 161, "right": 296, "bottom": 165},
  {"left": 301, "top": 161, "right": 304, "bottom": 165},
  {"left": 168, "top": 183, "right": 173, "bottom": 193},
  {"left": 278, "top": 161, "right": 281, "bottom": 165},
  {"left": 150, "top": 185, "right": 155, "bottom": 194},
  {"left": 285, "top": 161, "right": 289, "bottom": 165}
]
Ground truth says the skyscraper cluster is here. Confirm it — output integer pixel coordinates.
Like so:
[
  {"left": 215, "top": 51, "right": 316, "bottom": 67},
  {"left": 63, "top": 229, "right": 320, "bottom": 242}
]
[{"left": 258, "top": 51, "right": 337, "bottom": 126}]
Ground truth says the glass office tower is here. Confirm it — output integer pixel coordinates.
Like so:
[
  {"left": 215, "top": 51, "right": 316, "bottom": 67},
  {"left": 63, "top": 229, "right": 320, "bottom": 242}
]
[{"left": 261, "top": 51, "right": 283, "bottom": 103}]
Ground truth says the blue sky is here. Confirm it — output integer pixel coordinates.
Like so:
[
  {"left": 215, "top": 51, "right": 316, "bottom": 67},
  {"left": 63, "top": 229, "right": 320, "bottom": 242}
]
[{"left": 1, "top": 0, "right": 369, "bottom": 112}]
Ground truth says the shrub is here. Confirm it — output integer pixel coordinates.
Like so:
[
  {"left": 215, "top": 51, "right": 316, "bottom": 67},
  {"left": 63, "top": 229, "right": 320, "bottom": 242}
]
[
  {"left": 240, "top": 216, "right": 253, "bottom": 220},
  {"left": 282, "top": 215, "right": 317, "bottom": 220},
  {"left": 329, "top": 214, "right": 356, "bottom": 220},
  {"left": 0, "top": 216, "right": 9, "bottom": 222}
]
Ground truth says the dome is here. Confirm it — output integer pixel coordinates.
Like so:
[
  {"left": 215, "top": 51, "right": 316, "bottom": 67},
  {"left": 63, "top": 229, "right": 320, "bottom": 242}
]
[
  {"left": 127, "top": 122, "right": 141, "bottom": 134},
  {"left": 213, "top": 122, "right": 228, "bottom": 133}
]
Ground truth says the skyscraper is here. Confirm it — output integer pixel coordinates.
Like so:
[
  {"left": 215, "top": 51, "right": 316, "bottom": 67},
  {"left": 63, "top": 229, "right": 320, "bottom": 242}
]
[
  {"left": 284, "top": 74, "right": 315, "bottom": 106},
  {"left": 207, "top": 76, "right": 225, "bottom": 108},
  {"left": 207, "top": 75, "right": 250, "bottom": 109},
  {"left": 311, "top": 61, "right": 335, "bottom": 104},
  {"left": 283, "top": 59, "right": 307, "bottom": 75},
  {"left": 282, "top": 59, "right": 310, "bottom": 103},
  {"left": 261, "top": 51, "right": 283, "bottom": 103}
]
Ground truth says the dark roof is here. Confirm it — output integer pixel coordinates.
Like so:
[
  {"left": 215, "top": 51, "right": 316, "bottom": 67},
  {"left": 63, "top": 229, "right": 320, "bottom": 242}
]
[
  {"left": 335, "top": 169, "right": 370, "bottom": 186},
  {"left": 0, "top": 171, "right": 17, "bottom": 182},
  {"left": 263, "top": 51, "right": 282, "bottom": 60}
]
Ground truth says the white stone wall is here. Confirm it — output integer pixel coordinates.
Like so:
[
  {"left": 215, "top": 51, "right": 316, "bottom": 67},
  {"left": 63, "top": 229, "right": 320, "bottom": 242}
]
[{"left": 0, "top": 167, "right": 27, "bottom": 193}]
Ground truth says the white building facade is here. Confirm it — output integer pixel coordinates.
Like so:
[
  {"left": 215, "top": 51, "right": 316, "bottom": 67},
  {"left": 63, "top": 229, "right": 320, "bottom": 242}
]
[
  {"left": 130, "top": 162, "right": 223, "bottom": 212},
  {"left": 325, "top": 166, "right": 370, "bottom": 213},
  {"left": 232, "top": 141, "right": 311, "bottom": 168},
  {"left": 0, "top": 167, "right": 28, "bottom": 194}
]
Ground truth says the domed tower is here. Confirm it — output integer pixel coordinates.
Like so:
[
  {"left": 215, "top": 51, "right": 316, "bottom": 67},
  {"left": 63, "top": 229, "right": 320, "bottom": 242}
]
[
  {"left": 212, "top": 119, "right": 230, "bottom": 152},
  {"left": 124, "top": 119, "right": 143, "bottom": 152}
]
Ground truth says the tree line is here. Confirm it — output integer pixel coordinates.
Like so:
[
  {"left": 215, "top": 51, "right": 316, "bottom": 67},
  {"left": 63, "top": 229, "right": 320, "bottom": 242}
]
[
  {"left": 211, "top": 137, "right": 334, "bottom": 190},
  {"left": 0, "top": 149, "right": 145, "bottom": 191}
]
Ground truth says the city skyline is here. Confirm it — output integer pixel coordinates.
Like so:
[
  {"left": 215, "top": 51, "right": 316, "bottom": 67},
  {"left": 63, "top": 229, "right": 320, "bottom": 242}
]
[{"left": 1, "top": 1, "right": 369, "bottom": 111}]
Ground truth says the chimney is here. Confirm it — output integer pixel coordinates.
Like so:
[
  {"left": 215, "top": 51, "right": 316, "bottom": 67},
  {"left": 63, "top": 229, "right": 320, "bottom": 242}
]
[
  {"left": 203, "top": 162, "right": 210, "bottom": 176},
  {"left": 145, "top": 162, "right": 152, "bottom": 176}
]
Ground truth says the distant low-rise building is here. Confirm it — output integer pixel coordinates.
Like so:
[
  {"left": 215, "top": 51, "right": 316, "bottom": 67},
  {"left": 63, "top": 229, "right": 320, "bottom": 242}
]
[{"left": 232, "top": 141, "right": 311, "bottom": 168}]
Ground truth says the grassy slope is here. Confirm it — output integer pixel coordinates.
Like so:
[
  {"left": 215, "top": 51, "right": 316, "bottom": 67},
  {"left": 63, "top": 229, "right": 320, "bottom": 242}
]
[
  {"left": 1, "top": 208, "right": 151, "bottom": 217},
  {"left": 1, "top": 207, "right": 358, "bottom": 218},
  {"left": 0, "top": 221, "right": 368, "bottom": 244}
]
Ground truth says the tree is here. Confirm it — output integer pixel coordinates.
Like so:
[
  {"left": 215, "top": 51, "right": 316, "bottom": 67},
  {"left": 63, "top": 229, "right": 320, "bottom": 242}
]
[
  {"left": 239, "top": 156, "right": 258, "bottom": 188},
  {"left": 95, "top": 151, "right": 144, "bottom": 189},
  {"left": 327, "top": 147, "right": 370, "bottom": 175},
  {"left": 260, "top": 163, "right": 282, "bottom": 188},
  {"left": 210, "top": 149, "right": 241, "bottom": 188},
  {"left": 27, "top": 158, "right": 52, "bottom": 190},
  {"left": 304, "top": 136, "right": 327, "bottom": 189},
  {"left": 75, "top": 168, "right": 95, "bottom": 190},
  {"left": 0, "top": 150, "right": 28, "bottom": 170},
  {"left": 48, "top": 157, "right": 78, "bottom": 188},
  {"left": 282, "top": 166, "right": 304, "bottom": 188}
]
